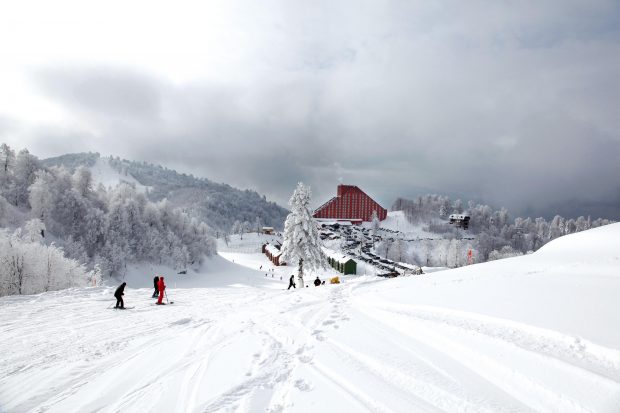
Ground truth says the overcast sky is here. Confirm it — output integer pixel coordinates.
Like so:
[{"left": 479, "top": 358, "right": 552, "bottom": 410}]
[{"left": 1, "top": 0, "right": 619, "bottom": 219}]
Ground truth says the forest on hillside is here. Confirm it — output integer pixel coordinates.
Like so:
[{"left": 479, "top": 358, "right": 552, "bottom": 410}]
[
  {"left": 0, "top": 144, "right": 216, "bottom": 295},
  {"left": 43, "top": 153, "right": 289, "bottom": 232},
  {"left": 385, "top": 195, "right": 613, "bottom": 267}
]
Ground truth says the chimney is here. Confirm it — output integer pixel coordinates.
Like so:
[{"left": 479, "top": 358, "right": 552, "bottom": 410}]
[{"left": 337, "top": 184, "right": 346, "bottom": 196}]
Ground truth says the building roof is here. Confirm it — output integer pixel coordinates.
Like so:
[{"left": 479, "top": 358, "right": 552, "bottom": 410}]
[
  {"left": 323, "top": 248, "right": 356, "bottom": 264},
  {"left": 265, "top": 244, "right": 282, "bottom": 257}
]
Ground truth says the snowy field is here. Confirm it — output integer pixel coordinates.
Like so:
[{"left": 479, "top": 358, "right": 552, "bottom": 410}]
[{"left": 1, "top": 224, "right": 620, "bottom": 412}]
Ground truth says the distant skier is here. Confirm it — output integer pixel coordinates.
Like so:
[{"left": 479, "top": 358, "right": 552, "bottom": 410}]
[
  {"left": 287, "top": 274, "right": 296, "bottom": 290},
  {"left": 314, "top": 277, "right": 321, "bottom": 287},
  {"left": 114, "top": 282, "right": 126, "bottom": 309},
  {"left": 152, "top": 276, "right": 159, "bottom": 298},
  {"left": 157, "top": 276, "right": 166, "bottom": 305}
]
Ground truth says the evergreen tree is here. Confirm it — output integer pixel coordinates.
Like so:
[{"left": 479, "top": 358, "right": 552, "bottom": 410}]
[
  {"left": 280, "top": 182, "right": 325, "bottom": 288},
  {"left": 371, "top": 210, "right": 380, "bottom": 247}
]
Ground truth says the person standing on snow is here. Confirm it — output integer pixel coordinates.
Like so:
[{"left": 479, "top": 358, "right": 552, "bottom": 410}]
[
  {"left": 114, "top": 282, "right": 127, "bottom": 309},
  {"left": 314, "top": 276, "right": 321, "bottom": 287},
  {"left": 152, "top": 275, "right": 159, "bottom": 298},
  {"left": 287, "top": 274, "right": 296, "bottom": 290},
  {"left": 157, "top": 276, "right": 166, "bottom": 305}
]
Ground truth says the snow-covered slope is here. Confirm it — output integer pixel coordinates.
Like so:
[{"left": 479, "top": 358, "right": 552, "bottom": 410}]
[
  {"left": 89, "top": 157, "right": 151, "bottom": 193},
  {"left": 372, "top": 210, "right": 437, "bottom": 238},
  {"left": 1, "top": 224, "right": 619, "bottom": 412}
]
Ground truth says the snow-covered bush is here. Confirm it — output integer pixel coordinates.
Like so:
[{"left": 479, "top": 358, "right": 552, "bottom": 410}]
[
  {"left": 488, "top": 246, "right": 523, "bottom": 261},
  {"left": 0, "top": 230, "right": 91, "bottom": 296}
]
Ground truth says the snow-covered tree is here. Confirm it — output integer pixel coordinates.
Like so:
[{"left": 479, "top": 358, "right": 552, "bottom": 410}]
[
  {"left": 73, "top": 166, "right": 93, "bottom": 198},
  {"left": 29, "top": 170, "right": 56, "bottom": 223},
  {"left": 0, "top": 230, "right": 90, "bottom": 296},
  {"left": 255, "top": 216, "right": 262, "bottom": 233},
  {"left": 488, "top": 245, "right": 523, "bottom": 261},
  {"left": 242, "top": 220, "right": 251, "bottom": 236},
  {"left": 232, "top": 220, "right": 243, "bottom": 239},
  {"left": 438, "top": 204, "right": 447, "bottom": 218},
  {"left": 280, "top": 182, "right": 325, "bottom": 287},
  {"left": 24, "top": 218, "right": 46, "bottom": 242},
  {"left": 371, "top": 210, "right": 380, "bottom": 246},
  {"left": 11, "top": 149, "right": 40, "bottom": 207},
  {"left": 452, "top": 199, "right": 463, "bottom": 214}
]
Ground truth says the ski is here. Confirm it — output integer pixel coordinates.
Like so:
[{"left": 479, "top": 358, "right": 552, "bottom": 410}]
[{"left": 110, "top": 306, "right": 135, "bottom": 310}]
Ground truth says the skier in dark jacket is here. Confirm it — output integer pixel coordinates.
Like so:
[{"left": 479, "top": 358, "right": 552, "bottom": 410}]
[
  {"left": 287, "top": 274, "right": 296, "bottom": 290},
  {"left": 157, "top": 277, "right": 166, "bottom": 305},
  {"left": 152, "top": 276, "right": 159, "bottom": 298},
  {"left": 114, "top": 282, "right": 126, "bottom": 309},
  {"left": 314, "top": 277, "right": 321, "bottom": 287}
]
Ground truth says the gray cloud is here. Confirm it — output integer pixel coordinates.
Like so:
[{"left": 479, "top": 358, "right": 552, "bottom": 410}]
[
  {"left": 34, "top": 67, "right": 165, "bottom": 121},
  {"left": 2, "top": 0, "right": 620, "bottom": 219}
]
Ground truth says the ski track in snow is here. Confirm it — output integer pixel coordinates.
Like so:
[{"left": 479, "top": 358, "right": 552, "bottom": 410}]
[{"left": 2, "top": 243, "right": 620, "bottom": 412}]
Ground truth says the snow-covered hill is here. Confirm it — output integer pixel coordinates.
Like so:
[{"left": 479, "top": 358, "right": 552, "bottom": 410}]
[
  {"left": 42, "top": 152, "right": 289, "bottom": 231},
  {"left": 1, "top": 224, "right": 619, "bottom": 412}
]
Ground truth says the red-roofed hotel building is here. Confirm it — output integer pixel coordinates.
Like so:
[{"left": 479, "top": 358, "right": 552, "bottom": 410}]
[{"left": 313, "top": 185, "right": 387, "bottom": 223}]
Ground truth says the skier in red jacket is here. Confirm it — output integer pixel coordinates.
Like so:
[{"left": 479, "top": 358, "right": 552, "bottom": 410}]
[{"left": 157, "top": 276, "right": 166, "bottom": 305}]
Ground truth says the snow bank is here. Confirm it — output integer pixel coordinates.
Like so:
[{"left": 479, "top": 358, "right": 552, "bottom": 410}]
[{"left": 536, "top": 222, "right": 620, "bottom": 261}]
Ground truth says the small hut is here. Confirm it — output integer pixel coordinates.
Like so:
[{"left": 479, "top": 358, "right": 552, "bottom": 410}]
[
  {"left": 265, "top": 243, "right": 285, "bottom": 266},
  {"left": 325, "top": 250, "right": 357, "bottom": 275}
]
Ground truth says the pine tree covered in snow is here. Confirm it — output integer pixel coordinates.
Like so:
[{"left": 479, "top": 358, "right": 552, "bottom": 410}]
[
  {"left": 371, "top": 210, "right": 380, "bottom": 246},
  {"left": 280, "top": 183, "right": 325, "bottom": 287}
]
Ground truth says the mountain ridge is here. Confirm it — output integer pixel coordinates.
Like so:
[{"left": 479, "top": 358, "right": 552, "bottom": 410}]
[{"left": 42, "top": 152, "right": 289, "bottom": 232}]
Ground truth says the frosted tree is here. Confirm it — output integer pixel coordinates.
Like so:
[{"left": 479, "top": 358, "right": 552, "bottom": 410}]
[
  {"left": 377, "top": 239, "right": 392, "bottom": 259},
  {"left": 12, "top": 149, "right": 40, "bottom": 206},
  {"left": 29, "top": 170, "right": 56, "bottom": 223},
  {"left": 438, "top": 204, "right": 447, "bottom": 218},
  {"left": 73, "top": 166, "right": 93, "bottom": 198},
  {"left": 0, "top": 143, "right": 15, "bottom": 173},
  {"left": 255, "top": 216, "right": 262, "bottom": 233},
  {"left": 0, "top": 143, "right": 15, "bottom": 200},
  {"left": 243, "top": 221, "right": 252, "bottom": 236},
  {"left": 280, "top": 182, "right": 325, "bottom": 288},
  {"left": 232, "top": 220, "right": 243, "bottom": 239},
  {"left": 575, "top": 216, "right": 588, "bottom": 232},
  {"left": 24, "top": 218, "right": 46, "bottom": 242},
  {"left": 371, "top": 210, "right": 380, "bottom": 246},
  {"left": 0, "top": 231, "right": 90, "bottom": 296},
  {"left": 452, "top": 199, "right": 463, "bottom": 214}
]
